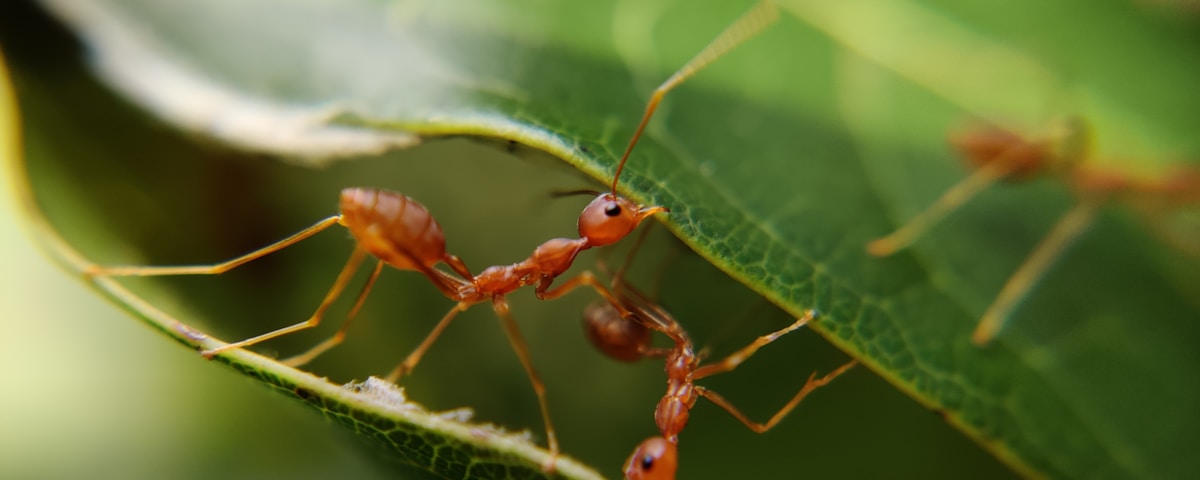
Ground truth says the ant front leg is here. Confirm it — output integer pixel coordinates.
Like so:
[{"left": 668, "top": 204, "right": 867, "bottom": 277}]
[{"left": 537, "top": 271, "right": 646, "bottom": 326}]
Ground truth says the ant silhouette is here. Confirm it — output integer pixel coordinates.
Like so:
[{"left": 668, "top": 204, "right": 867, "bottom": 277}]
[
  {"left": 867, "top": 117, "right": 1200, "bottom": 344},
  {"left": 85, "top": 0, "right": 785, "bottom": 466}
]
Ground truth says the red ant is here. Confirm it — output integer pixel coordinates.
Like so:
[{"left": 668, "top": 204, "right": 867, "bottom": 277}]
[
  {"left": 581, "top": 252, "right": 856, "bottom": 479},
  {"left": 580, "top": 222, "right": 857, "bottom": 479},
  {"left": 867, "top": 117, "right": 1200, "bottom": 344},
  {"left": 85, "top": 0, "right": 784, "bottom": 466},
  {"left": 85, "top": 130, "right": 661, "bottom": 470}
]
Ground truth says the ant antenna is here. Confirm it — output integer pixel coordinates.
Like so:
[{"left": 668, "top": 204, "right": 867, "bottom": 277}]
[
  {"left": 549, "top": 188, "right": 602, "bottom": 199},
  {"left": 610, "top": 0, "right": 780, "bottom": 195}
]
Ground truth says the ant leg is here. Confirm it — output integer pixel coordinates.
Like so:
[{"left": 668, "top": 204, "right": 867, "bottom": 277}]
[
  {"left": 539, "top": 271, "right": 626, "bottom": 315},
  {"left": 491, "top": 296, "right": 560, "bottom": 470},
  {"left": 385, "top": 301, "right": 473, "bottom": 383},
  {"left": 539, "top": 271, "right": 675, "bottom": 333},
  {"left": 867, "top": 159, "right": 1018, "bottom": 257},
  {"left": 1143, "top": 209, "right": 1200, "bottom": 259},
  {"left": 610, "top": 0, "right": 780, "bottom": 191},
  {"left": 693, "top": 310, "right": 816, "bottom": 380},
  {"left": 201, "top": 245, "right": 368, "bottom": 358},
  {"left": 86, "top": 215, "right": 342, "bottom": 276},
  {"left": 442, "top": 254, "right": 475, "bottom": 281},
  {"left": 600, "top": 222, "right": 680, "bottom": 298},
  {"left": 608, "top": 223, "right": 656, "bottom": 285},
  {"left": 973, "top": 200, "right": 1099, "bottom": 345},
  {"left": 281, "top": 259, "right": 385, "bottom": 367},
  {"left": 696, "top": 359, "right": 857, "bottom": 434}
]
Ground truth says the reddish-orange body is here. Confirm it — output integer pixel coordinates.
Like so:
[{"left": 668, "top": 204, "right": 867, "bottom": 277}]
[
  {"left": 582, "top": 284, "right": 854, "bottom": 480},
  {"left": 338, "top": 187, "right": 660, "bottom": 306}
]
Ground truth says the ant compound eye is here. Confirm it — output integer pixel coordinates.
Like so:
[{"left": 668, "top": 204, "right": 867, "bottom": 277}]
[
  {"left": 604, "top": 202, "right": 623, "bottom": 217},
  {"left": 641, "top": 454, "right": 656, "bottom": 470}
]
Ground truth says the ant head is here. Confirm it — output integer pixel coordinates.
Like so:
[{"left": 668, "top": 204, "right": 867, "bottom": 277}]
[
  {"left": 578, "top": 193, "right": 667, "bottom": 247},
  {"left": 623, "top": 437, "right": 677, "bottom": 480}
]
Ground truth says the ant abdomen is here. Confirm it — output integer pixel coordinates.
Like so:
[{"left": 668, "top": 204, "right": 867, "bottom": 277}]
[
  {"left": 339, "top": 188, "right": 447, "bottom": 271},
  {"left": 583, "top": 301, "right": 651, "bottom": 362}
]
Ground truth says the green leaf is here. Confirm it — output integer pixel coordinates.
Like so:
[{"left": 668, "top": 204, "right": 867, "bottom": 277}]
[{"left": 9, "top": 0, "right": 1199, "bottom": 479}]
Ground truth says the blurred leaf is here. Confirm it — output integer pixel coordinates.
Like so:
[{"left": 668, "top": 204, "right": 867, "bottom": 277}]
[{"left": 13, "top": 0, "right": 1200, "bottom": 479}]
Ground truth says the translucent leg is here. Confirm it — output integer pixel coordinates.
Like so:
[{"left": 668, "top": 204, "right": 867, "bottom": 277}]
[
  {"left": 201, "top": 245, "right": 368, "bottom": 358},
  {"left": 697, "top": 359, "right": 857, "bottom": 433},
  {"left": 491, "top": 296, "right": 559, "bottom": 471},
  {"left": 693, "top": 310, "right": 816, "bottom": 380},
  {"left": 867, "top": 161, "right": 1013, "bottom": 257},
  {"left": 538, "top": 270, "right": 631, "bottom": 314},
  {"left": 973, "top": 200, "right": 1099, "bottom": 345},
  {"left": 281, "top": 259, "right": 385, "bottom": 367},
  {"left": 86, "top": 215, "right": 342, "bottom": 276},
  {"left": 384, "top": 301, "right": 472, "bottom": 382}
]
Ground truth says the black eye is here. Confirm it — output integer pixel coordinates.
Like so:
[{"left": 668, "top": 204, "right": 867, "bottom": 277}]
[
  {"left": 604, "top": 203, "right": 622, "bottom": 217},
  {"left": 641, "top": 454, "right": 655, "bottom": 470}
]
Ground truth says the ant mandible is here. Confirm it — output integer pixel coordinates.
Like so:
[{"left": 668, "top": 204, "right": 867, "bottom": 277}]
[
  {"left": 867, "top": 117, "right": 1200, "bottom": 344},
  {"left": 582, "top": 255, "right": 857, "bottom": 480},
  {"left": 86, "top": 0, "right": 784, "bottom": 466}
]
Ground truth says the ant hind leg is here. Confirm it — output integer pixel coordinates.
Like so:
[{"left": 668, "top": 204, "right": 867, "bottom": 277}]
[
  {"left": 201, "top": 245, "right": 369, "bottom": 358},
  {"left": 282, "top": 259, "right": 385, "bottom": 367},
  {"left": 86, "top": 215, "right": 342, "bottom": 277}
]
